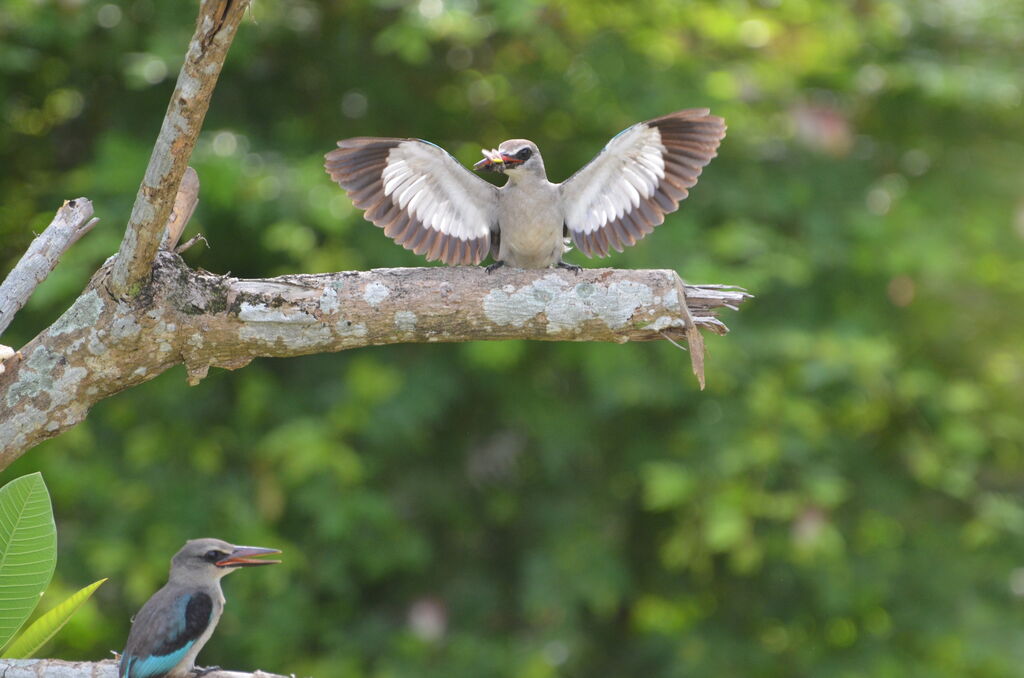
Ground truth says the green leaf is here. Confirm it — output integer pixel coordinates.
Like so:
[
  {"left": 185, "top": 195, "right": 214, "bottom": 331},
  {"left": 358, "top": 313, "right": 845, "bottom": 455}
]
[
  {"left": 2, "top": 578, "right": 108, "bottom": 659},
  {"left": 0, "top": 473, "right": 57, "bottom": 652}
]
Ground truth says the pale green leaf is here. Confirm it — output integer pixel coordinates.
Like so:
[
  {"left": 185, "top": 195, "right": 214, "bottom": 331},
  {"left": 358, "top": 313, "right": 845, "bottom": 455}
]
[{"left": 2, "top": 578, "right": 108, "bottom": 659}]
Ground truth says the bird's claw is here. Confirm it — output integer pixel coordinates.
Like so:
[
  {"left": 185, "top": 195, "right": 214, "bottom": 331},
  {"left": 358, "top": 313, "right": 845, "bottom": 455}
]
[
  {"left": 485, "top": 261, "right": 505, "bottom": 274},
  {"left": 556, "top": 261, "right": 582, "bottom": 275},
  {"left": 192, "top": 666, "right": 221, "bottom": 677}
]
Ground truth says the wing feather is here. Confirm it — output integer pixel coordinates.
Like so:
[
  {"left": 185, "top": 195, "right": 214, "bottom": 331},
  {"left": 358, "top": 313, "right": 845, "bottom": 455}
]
[
  {"left": 326, "top": 138, "right": 498, "bottom": 265},
  {"left": 120, "top": 591, "right": 213, "bottom": 678},
  {"left": 560, "top": 109, "right": 725, "bottom": 258}
]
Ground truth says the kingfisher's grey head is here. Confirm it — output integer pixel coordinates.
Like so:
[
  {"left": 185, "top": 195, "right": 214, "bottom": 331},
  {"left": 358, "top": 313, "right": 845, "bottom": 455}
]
[
  {"left": 473, "top": 139, "right": 544, "bottom": 179},
  {"left": 168, "top": 538, "right": 281, "bottom": 583}
]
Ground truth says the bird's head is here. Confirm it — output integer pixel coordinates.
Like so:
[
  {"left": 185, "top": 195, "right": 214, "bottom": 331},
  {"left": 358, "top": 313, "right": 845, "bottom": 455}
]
[
  {"left": 169, "top": 538, "right": 281, "bottom": 582},
  {"left": 473, "top": 139, "right": 543, "bottom": 178}
]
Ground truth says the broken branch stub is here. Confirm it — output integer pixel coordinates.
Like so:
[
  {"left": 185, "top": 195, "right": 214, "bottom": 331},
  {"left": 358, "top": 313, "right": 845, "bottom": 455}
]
[
  {"left": 162, "top": 166, "right": 201, "bottom": 251},
  {"left": 0, "top": 198, "right": 98, "bottom": 337}
]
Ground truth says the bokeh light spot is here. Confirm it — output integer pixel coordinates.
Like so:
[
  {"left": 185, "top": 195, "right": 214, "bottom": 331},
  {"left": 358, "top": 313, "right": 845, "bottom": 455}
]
[
  {"left": 739, "top": 19, "right": 771, "bottom": 48},
  {"left": 97, "top": 4, "right": 122, "bottom": 28},
  {"left": 887, "top": 275, "right": 915, "bottom": 307},
  {"left": 212, "top": 131, "right": 238, "bottom": 156},
  {"left": 341, "top": 90, "right": 368, "bottom": 119},
  {"left": 418, "top": 0, "right": 444, "bottom": 20}
]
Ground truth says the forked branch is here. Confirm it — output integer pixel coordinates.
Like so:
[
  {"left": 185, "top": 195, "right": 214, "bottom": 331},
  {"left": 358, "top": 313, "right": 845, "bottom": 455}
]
[{"left": 109, "top": 0, "right": 251, "bottom": 297}]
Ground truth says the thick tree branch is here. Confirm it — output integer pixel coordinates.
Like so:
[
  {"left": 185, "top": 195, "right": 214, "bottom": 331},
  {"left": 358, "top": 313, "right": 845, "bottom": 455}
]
[
  {"left": 109, "top": 0, "right": 251, "bottom": 297},
  {"left": 0, "top": 251, "right": 750, "bottom": 469},
  {"left": 0, "top": 199, "right": 98, "bottom": 337},
  {"left": 0, "top": 659, "right": 292, "bottom": 678}
]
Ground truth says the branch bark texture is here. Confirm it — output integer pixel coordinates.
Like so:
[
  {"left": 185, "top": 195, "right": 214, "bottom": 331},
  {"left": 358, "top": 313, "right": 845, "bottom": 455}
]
[
  {"left": 0, "top": 659, "right": 292, "bottom": 678},
  {"left": 0, "top": 199, "right": 97, "bottom": 337},
  {"left": 110, "top": 0, "right": 251, "bottom": 297},
  {"left": 0, "top": 251, "right": 749, "bottom": 469}
]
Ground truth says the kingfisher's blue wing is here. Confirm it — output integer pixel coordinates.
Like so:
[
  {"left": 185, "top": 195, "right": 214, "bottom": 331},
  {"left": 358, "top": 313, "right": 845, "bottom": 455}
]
[
  {"left": 121, "top": 645, "right": 193, "bottom": 678},
  {"left": 120, "top": 590, "right": 213, "bottom": 678}
]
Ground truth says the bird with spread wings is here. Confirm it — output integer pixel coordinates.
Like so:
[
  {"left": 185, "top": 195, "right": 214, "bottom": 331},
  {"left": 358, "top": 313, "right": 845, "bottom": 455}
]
[{"left": 325, "top": 109, "right": 725, "bottom": 271}]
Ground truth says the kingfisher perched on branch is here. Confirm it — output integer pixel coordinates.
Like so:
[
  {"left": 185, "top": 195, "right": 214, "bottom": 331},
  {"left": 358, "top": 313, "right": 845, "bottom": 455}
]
[
  {"left": 325, "top": 109, "right": 725, "bottom": 271},
  {"left": 119, "top": 538, "right": 281, "bottom": 678}
]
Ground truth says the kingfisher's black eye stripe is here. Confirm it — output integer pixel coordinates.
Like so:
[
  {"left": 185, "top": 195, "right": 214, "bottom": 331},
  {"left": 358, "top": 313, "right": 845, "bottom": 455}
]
[
  {"left": 203, "top": 549, "right": 224, "bottom": 563},
  {"left": 515, "top": 148, "right": 532, "bottom": 160}
]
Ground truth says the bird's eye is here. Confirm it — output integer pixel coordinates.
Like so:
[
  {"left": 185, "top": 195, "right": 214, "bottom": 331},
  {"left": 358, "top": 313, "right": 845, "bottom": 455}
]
[
  {"left": 204, "top": 550, "right": 224, "bottom": 563},
  {"left": 515, "top": 148, "right": 532, "bottom": 161}
]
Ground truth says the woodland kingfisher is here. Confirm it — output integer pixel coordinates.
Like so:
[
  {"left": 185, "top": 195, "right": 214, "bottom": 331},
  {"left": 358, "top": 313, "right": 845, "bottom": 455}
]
[{"left": 119, "top": 538, "right": 280, "bottom": 678}]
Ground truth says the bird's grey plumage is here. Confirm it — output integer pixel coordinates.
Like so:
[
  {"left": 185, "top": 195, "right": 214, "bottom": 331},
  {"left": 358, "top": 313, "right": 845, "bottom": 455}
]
[
  {"left": 489, "top": 139, "right": 567, "bottom": 269},
  {"left": 325, "top": 109, "right": 726, "bottom": 269},
  {"left": 119, "top": 538, "right": 280, "bottom": 678}
]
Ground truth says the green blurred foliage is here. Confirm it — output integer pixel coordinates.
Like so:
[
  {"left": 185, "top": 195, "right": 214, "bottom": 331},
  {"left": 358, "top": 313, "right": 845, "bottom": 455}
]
[{"left": 3, "top": 0, "right": 1024, "bottom": 676}]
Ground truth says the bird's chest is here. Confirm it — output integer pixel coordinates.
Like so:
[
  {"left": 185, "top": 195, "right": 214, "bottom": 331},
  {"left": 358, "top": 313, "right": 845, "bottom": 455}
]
[{"left": 497, "top": 186, "right": 563, "bottom": 267}]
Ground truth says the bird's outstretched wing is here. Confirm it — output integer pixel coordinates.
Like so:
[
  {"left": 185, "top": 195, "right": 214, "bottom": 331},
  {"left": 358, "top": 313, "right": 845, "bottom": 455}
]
[
  {"left": 560, "top": 109, "right": 726, "bottom": 257},
  {"left": 326, "top": 138, "right": 499, "bottom": 266},
  {"left": 120, "top": 591, "right": 213, "bottom": 678}
]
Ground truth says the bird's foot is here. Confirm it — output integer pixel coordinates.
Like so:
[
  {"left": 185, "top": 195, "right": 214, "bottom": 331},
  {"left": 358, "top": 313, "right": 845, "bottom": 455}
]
[
  {"left": 485, "top": 260, "right": 505, "bottom": 274},
  {"left": 192, "top": 666, "right": 222, "bottom": 677},
  {"left": 556, "top": 260, "right": 582, "bottom": 275}
]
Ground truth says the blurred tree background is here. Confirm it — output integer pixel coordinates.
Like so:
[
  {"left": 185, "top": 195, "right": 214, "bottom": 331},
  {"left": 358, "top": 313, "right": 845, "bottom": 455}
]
[{"left": 2, "top": 0, "right": 1024, "bottom": 676}]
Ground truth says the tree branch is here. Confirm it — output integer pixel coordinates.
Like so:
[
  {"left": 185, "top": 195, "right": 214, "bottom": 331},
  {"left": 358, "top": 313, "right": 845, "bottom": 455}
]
[
  {"left": 109, "top": 0, "right": 251, "bottom": 298},
  {"left": 0, "top": 659, "right": 292, "bottom": 678},
  {"left": 0, "top": 251, "right": 750, "bottom": 469},
  {"left": 0, "top": 199, "right": 98, "bottom": 337}
]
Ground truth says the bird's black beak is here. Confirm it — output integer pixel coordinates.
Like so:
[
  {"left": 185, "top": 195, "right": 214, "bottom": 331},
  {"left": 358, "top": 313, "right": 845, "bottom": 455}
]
[{"left": 216, "top": 545, "right": 282, "bottom": 568}]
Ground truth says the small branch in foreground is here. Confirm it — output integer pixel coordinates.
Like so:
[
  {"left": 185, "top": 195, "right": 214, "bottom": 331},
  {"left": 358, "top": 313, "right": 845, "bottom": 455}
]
[
  {"left": 0, "top": 198, "right": 98, "bottom": 337},
  {"left": 0, "top": 251, "right": 750, "bottom": 468},
  {"left": 0, "top": 659, "right": 293, "bottom": 678},
  {"left": 109, "top": 0, "right": 251, "bottom": 297}
]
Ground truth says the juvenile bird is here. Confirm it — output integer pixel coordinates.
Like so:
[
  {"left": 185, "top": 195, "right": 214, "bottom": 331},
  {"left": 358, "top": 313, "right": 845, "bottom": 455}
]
[
  {"left": 324, "top": 109, "right": 725, "bottom": 270},
  {"left": 119, "top": 538, "right": 281, "bottom": 678}
]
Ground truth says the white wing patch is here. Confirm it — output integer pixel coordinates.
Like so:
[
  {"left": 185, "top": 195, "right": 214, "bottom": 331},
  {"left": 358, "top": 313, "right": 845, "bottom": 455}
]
[
  {"left": 564, "top": 125, "right": 665, "bottom": 235},
  {"left": 558, "top": 108, "right": 726, "bottom": 258},
  {"left": 326, "top": 136, "right": 500, "bottom": 265},
  {"left": 382, "top": 142, "right": 493, "bottom": 242}
]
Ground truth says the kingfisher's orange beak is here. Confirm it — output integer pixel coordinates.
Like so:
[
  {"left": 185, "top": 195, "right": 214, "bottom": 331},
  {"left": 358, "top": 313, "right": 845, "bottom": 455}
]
[{"left": 215, "top": 545, "right": 281, "bottom": 568}]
